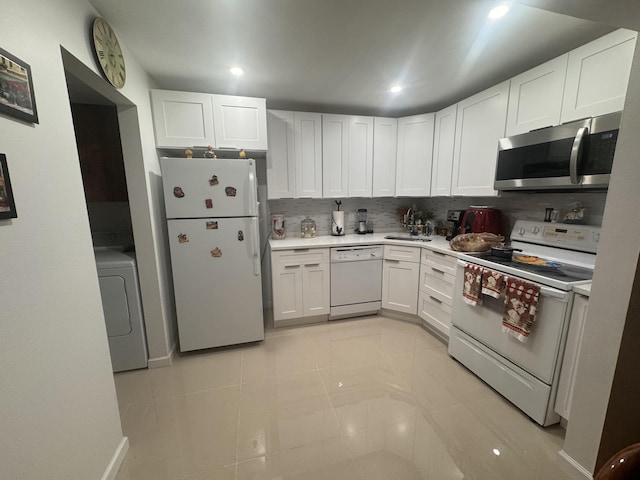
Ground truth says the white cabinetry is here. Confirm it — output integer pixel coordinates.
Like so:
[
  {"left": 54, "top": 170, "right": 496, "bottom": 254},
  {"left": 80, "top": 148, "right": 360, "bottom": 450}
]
[
  {"left": 322, "top": 115, "right": 349, "bottom": 198},
  {"left": 151, "top": 89, "right": 267, "bottom": 150},
  {"left": 506, "top": 55, "right": 568, "bottom": 136},
  {"left": 395, "top": 114, "right": 435, "bottom": 197},
  {"left": 555, "top": 293, "right": 589, "bottom": 421},
  {"left": 211, "top": 95, "right": 268, "bottom": 150},
  {"left": 561, "top": 29, "right": 637, "bottom": 123},
  {"left": 451, "top": 81, "right": 509, "bottom": 197},
  {"left": 381, "top": 245, "right": 420, "bottom": 315},
  {"left": 151, "top": 89, "right": 216, "bottom": 148},
  {"left": 372, "top": 117, "right": 398, "bottom": 197},
  {"left": 294, "top": 112, "right": 323, "bottom": 198},
  {"left": 418, "top": 249, "right": 457, "bottom": 338},
  {"left": 431, "top": 105, "right": 457, "bottom": 196},
  {"left": 271, "top": 248, "right": 330, "bottom": 323},
  {"left": 348, "top": 116, "right": 374, "bottom": 197},
  {"left": 266, "top": 110, "right": 296, "bottom": 199}
]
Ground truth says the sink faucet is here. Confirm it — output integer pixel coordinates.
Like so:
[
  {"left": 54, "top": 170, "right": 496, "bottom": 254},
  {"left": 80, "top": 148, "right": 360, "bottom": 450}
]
[{"left": 404, "top": 207, "right": 414, "bottom": 231}]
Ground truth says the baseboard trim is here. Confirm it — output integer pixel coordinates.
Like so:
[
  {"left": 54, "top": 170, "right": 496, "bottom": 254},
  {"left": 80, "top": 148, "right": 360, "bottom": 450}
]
[
  {"left": 147, "top": 343, "right": 176, "bottom": 369},
  {"left": 557, "top": 449, "right": 593, "bottom": 480},
  {"left": 101, "top": 436, "right": 129, "bottom": 480}
]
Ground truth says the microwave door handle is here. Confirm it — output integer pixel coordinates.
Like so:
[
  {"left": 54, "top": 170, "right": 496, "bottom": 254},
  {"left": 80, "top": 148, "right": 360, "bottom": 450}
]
[{"left": 570, "top": 127, "right": 588, "bottom": 184}]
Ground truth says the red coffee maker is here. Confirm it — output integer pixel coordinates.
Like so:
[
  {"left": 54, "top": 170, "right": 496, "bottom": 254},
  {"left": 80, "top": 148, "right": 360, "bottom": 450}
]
[{"left": 460, "top": 206, "right": 503, "bottom": 236}]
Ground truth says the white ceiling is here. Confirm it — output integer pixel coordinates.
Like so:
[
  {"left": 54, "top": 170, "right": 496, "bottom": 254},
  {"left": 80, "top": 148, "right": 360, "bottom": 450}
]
[{"left": 87, "top": 0, "right": 623, "bottom": 116}]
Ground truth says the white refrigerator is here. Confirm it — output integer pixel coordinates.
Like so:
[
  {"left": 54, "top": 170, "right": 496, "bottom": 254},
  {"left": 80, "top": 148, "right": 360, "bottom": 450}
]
[{"left": 160, "top": 157, "right": 264, "bottom": 352}]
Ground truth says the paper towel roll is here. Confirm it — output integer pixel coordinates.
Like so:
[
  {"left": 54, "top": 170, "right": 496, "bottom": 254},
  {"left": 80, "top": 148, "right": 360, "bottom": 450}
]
[{"left": 332, "top": 211, "right": 345, "bottom": 236}]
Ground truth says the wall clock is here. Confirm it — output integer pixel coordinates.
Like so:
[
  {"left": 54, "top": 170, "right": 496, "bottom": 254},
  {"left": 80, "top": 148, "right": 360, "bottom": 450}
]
[{"left": 91, "top": 17, "right": 126, "bottom": 89}]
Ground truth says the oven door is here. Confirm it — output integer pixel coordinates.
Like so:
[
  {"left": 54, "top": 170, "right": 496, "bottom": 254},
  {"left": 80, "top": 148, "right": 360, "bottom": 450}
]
[{"left": 450, "top": 260, "right": 571, "bottom": 384}]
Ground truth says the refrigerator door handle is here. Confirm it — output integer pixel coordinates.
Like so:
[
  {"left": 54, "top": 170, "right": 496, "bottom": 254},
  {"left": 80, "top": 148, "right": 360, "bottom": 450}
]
[
  {"left": 248, "top": 169, "right": 258, "bottom": 216},
  {"left": 252, "top": 217, "right": 261, "bottom": 276}
]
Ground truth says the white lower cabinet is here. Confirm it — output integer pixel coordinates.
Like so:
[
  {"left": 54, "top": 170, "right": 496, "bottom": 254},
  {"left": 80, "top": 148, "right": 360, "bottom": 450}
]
[
  {"left": 271, "top": 248, "right": 329, "bottom": 322},
  {"left": 418, "top": 249, "right": 458, "bottom": 337},
  {"left": 555, "top": 293, "right": 589, "bottom": 421},
  {"left": 381, "top": 245, "right": 420, "bottom": 315}
]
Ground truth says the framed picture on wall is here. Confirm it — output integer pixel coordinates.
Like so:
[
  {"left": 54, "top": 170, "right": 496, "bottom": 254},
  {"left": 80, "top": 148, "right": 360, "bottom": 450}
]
[
  {"left": 0, "top": 154, "right": 17, "bottom": 219},
  {"left": 0, "top": 47, "right": 38, "bottom": 124}
]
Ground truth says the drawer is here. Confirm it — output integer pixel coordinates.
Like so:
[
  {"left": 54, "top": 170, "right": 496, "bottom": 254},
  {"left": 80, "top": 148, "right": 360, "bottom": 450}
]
[
  {"left": 383, "top": 244, "right": 420, "bottom": 263},
  {"left": 419, "top": 267, "right": 454, "bottom": 301},
  {"left": 418, "top": 290, "right": 452, "bottom": 337},
  {"left": 420, "top": 285, "right": 453, "bottom": 312},
  {"left": 272, "top": 248, "right": 329, "bottom": 266},
  {"left": 421, "top": 249, "right": 457, "bottom": 275}
]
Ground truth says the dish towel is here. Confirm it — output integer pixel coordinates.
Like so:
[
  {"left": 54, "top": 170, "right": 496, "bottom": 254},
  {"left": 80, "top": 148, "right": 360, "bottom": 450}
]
[
  {"left": 502, "top": 278, "right": 541, "bottom": 343},
  {"left": 482, "top": 269, "right": 505, "bottom": 298},
  {"left": 463, "top": 264, "right": 484, "bottom": 305}
]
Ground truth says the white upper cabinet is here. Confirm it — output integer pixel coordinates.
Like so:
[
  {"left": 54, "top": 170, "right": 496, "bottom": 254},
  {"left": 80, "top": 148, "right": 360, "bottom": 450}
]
[
  {"left": 372, "top": 117, "right": 398, "bottom": 197},
  {"left": 561, "top": 29, "right": 638, "bottom": 123},
  {"left": 151, "top": 89, "right": 216, "bottom": 148},
  {"left": 294, "top": 112, "right": 323, "bottom": 198},
  {"left": 211, "top": 95, "right": 268, "bottom": 150},
  {"left": 395, "top": 113, "right": 435, "bottom": 197},
  {"left": 151, "top": 89, "right": 267, "bottom": 150},
  {"left": 431, "top": 105, "right": 457, "bottom": 196},
  {"left": 322, "top": 114, "right": 350, "bottom": 198},
  {"left": 266, "top": 110, "right": 296, "bottom": 199},
  {"left": 451, "top": 81, "right": 509, "bottom": 197},
  {"left": 506, "top": 55, "right": 568, "bottom": 136},
  {"left": 348, "top": 116, "right": 374, "bottom": 197}
]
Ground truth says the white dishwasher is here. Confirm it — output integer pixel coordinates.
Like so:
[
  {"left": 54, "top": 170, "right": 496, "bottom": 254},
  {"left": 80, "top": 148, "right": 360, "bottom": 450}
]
[{"left": 330, "top": 245, "right": 383, "bottom": 319}]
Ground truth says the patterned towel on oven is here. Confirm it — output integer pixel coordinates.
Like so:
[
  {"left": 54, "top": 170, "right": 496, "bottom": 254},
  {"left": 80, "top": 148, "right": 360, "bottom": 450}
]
[
  {"left": 502, "top": 278, "right": 541, "bottom": 342},
  {"left": 463, "top": 264, "right": 483, "bottom": 305},
  {"left": 481, "top": 270, "right": 505, "bottom": 298}
]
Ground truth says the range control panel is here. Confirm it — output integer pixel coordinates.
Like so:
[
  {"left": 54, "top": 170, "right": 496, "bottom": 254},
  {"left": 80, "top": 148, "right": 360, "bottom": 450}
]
[{"left": 511, "top": 220, "right": 600, "bottom": 253}]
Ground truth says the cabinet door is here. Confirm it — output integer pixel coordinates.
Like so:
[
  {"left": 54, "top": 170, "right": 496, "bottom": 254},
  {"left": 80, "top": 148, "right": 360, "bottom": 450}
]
[
  {"left": 348, "top": 116, "right": 374, "bottom": 197},
  {"left": 372, "top": 117, "right": 397, "bottom": 197},
  {"left": 266, "top": 110, "right": 296, "bottom": 199},
  {"left": 431, "top": 105, "right": 457, "bottom": 196},
  {"left": 151, "top": 89, "right": 215, "bottom": 148},
  {"left": 381, "top": 259, "right": 419, "bottom": 315},
  {"left": 322, "top": 114, "right": 349, "bottom": 198},
  {"left": 211, "top": 95, "right": 268, "bottom": 150},
  {"left": 561, "top": 29, "right": 637, "bottom": 123},
  {"left": 418, "top": 289, "right": 452, "bottom": 338},
  {"left": 272, "top": 265, "right": 304, "bottom": 321},
  {"left": 302, "top": 263, "right": 330, "bottom": 316},
  {"left": 451, "top": 81, "right": 509, "bottom": 197},
  {"left": 555, "top": 294, "right": 589, "bottom": 420},
  {"left": 506, "top": 55, "right": 568, "bottom": 136},
  {"left": 294, "top": 112, "right": 323, "bottom": 198},
  {"left": 395, "top": 113, "right": 435, "bottom": 197}
]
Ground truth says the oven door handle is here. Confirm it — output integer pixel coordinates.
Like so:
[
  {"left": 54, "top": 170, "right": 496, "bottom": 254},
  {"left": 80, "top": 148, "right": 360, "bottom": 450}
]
[{"left": 456, "top": 260, "right": 571, "bottom": 301}]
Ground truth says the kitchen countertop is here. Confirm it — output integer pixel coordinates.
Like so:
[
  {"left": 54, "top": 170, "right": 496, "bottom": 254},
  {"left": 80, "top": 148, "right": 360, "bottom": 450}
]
[
  {"left": 573, "top": 283, "right": 592, "bottom": 297},
  {"left": 269, "top": 233, "right": 462, "bottom": 256}
]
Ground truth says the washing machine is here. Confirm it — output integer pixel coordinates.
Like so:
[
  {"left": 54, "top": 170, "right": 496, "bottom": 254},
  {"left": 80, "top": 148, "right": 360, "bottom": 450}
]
[{"left": 94, "top": 249, "right": 148, "bottom": 372}]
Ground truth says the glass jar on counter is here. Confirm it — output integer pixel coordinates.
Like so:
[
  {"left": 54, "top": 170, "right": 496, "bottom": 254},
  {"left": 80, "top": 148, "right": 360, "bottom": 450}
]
[{"left": 300, "top": 216, "right": 317, "bottom": 238}]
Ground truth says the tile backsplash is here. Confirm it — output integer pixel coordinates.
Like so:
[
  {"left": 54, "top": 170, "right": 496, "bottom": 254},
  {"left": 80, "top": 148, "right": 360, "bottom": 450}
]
[{"left": 267, "top": 191, "right": 607, "bottom": 240}]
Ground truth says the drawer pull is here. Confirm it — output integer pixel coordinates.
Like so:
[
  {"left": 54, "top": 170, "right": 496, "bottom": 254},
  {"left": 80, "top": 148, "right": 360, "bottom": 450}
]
[
  {"left": 431, "top": 267, "right": 446, "bottom": 275},
  {"left": 294, "top": 248, "right": 310, "bottom": 252},
  {"left": 285, "top": 264, "right": 301, "bottom": 269},
  {"left": 432, "top": 251, "right": 446, "bottom": 256},
  {"left": 385, "top": 259, "right": 401, "bottom": 263},
  {"left": 304, "top": 263, "right": 320, "bottom": 267},
  {"left": 429, "top": 295, "right": 443, "bottom": 304}
]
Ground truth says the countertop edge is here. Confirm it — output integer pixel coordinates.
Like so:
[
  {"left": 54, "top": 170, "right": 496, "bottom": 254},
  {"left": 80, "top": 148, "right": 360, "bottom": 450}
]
[{"left": 572, "top": 284, "right": 592, "bottom": 297}]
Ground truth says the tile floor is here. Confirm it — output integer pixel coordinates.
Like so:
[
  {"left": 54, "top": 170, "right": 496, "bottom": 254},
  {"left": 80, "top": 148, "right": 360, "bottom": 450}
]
[{"left": 114, "top": 316, "right": 571, "bottom": 480}]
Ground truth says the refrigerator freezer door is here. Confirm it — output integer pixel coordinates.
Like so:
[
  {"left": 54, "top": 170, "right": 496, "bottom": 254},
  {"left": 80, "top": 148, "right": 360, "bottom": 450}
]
[
  {"left": 161, "top": 157, "right": 258, "bottom": 219},
  {"left": 167, "top": 217, "right": 264, "bottom": 351}
]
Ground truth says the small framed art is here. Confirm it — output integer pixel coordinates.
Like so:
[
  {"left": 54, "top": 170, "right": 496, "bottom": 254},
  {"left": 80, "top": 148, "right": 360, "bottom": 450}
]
[
  {"left": 0, "top": 47, "right": 38, "bottom": 124},
  {"left": 0, "top": 154, "right": 17, "bottom": 219}
]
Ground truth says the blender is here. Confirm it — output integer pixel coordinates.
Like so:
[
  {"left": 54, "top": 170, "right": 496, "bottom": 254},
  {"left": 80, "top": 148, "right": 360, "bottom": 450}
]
[{"left": 357, "top": 209, "right": 367, "bottom": 234}]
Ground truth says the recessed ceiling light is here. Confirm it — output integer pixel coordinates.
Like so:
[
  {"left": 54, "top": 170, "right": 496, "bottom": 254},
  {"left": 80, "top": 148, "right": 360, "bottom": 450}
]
[
  {"left": 230, "top": 67, "right": 244, "bottom": 76},
  {"left": 488, "top": 4, "right": 509, "bottom": 19},
  {"left": 390, "top": 85, "right": 403, "bottom": 93}
]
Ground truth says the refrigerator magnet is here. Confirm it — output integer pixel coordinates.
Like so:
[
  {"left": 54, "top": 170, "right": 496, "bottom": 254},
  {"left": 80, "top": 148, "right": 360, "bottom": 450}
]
[
  {"left": 205, "top": 198, "right": 213, "bottom": 208},
  {"left": 206, "top": 221, "right": 218, "bottom": 230},
  {"left": 208, "top": 175, "right": 219, "bottom": 186},
  {"left": 178, "top": 233, "right": 189, "bottom": 243},
  {"left": 238, "top": 230, "right": 244, "bottom": 241},
  {"left": 225, "top": 186, "right": 237, "bottom": 197},
  {"left": 173, "top": 187, "right": 185, "bottom": 198},
  {"left": 210, "top": 247, "right": 222, "bottom": 258}
]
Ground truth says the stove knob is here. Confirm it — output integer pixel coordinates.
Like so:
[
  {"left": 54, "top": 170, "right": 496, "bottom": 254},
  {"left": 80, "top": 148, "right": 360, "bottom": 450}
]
[
  {"left": 518, "top": 228, "right": 526, "bottom": 236},
  {"left": 593, "top": 232, "right": 600, "bottom": 242},
  {"left": 532, "top": 226, "right": 540, "bottom": 234}
]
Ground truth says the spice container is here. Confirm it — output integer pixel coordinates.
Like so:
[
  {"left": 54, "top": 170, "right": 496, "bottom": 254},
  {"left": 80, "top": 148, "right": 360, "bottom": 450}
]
[{"left": 300, "top": 216, "right": 316, "bottom": 238}]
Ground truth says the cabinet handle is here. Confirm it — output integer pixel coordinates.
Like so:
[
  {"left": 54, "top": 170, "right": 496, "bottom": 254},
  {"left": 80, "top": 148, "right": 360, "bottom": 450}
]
[
  {"left": 429, "top": 295, "right": 443, "bottom": 304},
  {"left": 431, "top": 267, "right": 445, "bottom": 275},
  {"left": 294, "top": 248, "right": 310, "bottom": 252},
  {"left": 285, "top": 264, "right": 301, "bottom": 269},
  {"left": 432, "top": 251, "right": 446, "bottom": 257},
  {"left": 304, "top": 263, "right": 320, "bottom": 267},
  {"left": 385, "top": 258, "right": 400, "bottom": 263}
]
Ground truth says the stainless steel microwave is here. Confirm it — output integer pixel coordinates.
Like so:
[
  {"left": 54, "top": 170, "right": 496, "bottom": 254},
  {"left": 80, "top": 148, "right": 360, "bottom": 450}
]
[{"left": 494, "top": 111, "right": 621, "bottom": 191}]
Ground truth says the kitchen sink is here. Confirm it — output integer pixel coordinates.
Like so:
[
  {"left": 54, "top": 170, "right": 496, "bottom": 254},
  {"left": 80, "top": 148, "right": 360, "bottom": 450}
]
[{"left": 384, "top": 234, "right": 432, "bottom": 242}]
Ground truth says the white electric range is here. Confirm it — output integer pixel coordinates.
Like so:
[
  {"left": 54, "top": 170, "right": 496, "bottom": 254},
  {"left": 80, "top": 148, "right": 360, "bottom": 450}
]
[{"left": 448, "top": 220, "right": 600, "bottom": 426}]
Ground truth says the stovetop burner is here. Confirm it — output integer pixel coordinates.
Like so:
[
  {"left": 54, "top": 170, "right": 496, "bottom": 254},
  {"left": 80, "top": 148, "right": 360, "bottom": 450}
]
[{"left": 469, "top": 253, "right": 594, "bottom": 283}]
